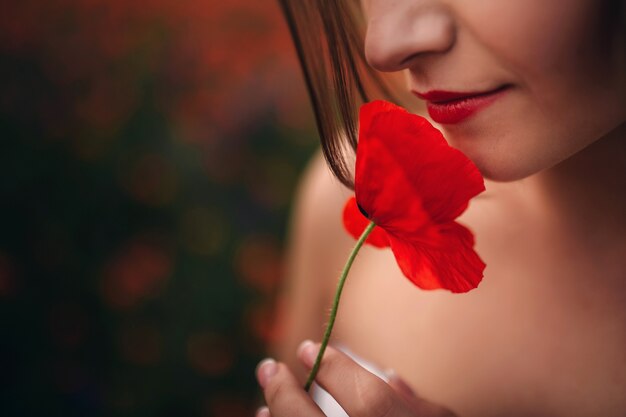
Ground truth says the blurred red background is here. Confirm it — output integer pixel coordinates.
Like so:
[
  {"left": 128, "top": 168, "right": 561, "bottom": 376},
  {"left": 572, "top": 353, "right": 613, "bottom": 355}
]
[{"left": 0, "top": 1, "right": 316, "bottom": 416}]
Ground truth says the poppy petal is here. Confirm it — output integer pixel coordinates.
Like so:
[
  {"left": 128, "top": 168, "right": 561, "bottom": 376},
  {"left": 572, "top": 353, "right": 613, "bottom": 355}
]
[
  {"left": 357, "top": 101, "right": 484, "bottom": 224},
  {"left": 342, "top": 197, "right": 390, "bottom": 248},
  {"left": 354, "top": 130, "right": 433, "bottom": 239},
  {"left": 344, "top": 100, "right": 486, "bottom": 293},
  {"left": 388, "top": 222, "right": 485, "bottom": 293}
]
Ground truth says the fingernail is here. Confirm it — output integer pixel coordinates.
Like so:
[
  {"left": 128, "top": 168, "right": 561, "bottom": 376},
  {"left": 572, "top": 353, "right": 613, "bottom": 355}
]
[
  {"left": 297, "top": 340, "right": 317, "bottom": 368},
  {"left": 256, "top": 358, "right": 278, "bottom": 389},
  {"left": 256, "top": 406, "right": 270, "bottom": 417},
  {"left": 383, "top": 368, "right": 396, "bottom": 383}
]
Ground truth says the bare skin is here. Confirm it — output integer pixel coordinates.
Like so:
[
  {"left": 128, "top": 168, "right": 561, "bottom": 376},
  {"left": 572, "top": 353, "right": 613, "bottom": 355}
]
[
  {"left": 264, "top": 119, "right": 626, "bottom": 416},
  {"left": 258, "top": 0, "right": 626, "bottom": 414}
]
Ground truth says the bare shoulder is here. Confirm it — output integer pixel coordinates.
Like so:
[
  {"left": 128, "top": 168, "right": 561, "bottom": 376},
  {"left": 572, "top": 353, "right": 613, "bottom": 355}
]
[
  {"left": 274, "top": 151, "right": 356, "bottom": 374},
  {"left": 287, "top": 151, "right": 358, "bottom": 293},
  {"left": 290, "top": 151, "right": 353, "bottom": 248}
]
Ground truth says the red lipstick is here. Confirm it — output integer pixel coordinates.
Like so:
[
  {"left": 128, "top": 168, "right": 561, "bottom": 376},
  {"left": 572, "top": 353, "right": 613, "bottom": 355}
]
[{"left": 414, "top": 85, "right": 510, "bottom": 124}]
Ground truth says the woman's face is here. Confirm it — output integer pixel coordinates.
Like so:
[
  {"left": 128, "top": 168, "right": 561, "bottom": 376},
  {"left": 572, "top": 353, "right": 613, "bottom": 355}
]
[{"left": 362, "top": 0, "right": 626, "bottom": 181}]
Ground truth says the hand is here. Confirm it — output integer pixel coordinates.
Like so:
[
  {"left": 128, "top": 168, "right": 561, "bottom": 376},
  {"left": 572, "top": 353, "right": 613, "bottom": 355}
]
[{"left": 255, "top": 341, "right": 457, "bottom": 417}]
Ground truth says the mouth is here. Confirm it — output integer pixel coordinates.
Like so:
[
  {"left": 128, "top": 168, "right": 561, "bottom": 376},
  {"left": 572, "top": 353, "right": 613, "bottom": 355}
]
[{"left": 413, "top": 85, "right": 511, "bottom": 124}]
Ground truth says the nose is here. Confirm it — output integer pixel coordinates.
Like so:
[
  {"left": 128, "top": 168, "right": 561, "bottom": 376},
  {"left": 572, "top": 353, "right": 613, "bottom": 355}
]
[{"left": 364, "top": 2, "right": 456, "bottom": 72}]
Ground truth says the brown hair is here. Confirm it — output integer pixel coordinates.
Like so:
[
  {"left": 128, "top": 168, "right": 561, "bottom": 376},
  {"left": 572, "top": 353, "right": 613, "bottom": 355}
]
[{"left": 278, "top": 0, "right": 392, "bottom": 189}]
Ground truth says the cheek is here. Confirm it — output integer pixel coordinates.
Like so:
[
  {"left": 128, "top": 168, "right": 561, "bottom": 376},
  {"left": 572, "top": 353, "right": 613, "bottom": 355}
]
[
  {"left": 465, "top": 0, "right": 608, "bottom": 83},
  {"left": 449, "top": 0, "right": 626, "bottom": 181}
]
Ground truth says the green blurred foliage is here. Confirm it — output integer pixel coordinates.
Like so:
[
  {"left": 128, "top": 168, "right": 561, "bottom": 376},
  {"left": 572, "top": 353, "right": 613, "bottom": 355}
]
[{"left": 0, "top": 1, "right": 317, "bottom": 416}]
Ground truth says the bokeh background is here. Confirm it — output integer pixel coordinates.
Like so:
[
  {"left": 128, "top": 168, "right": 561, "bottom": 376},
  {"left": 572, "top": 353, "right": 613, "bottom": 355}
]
[{"left": 0, "top": 1, "right": 318, "bottom": 416}]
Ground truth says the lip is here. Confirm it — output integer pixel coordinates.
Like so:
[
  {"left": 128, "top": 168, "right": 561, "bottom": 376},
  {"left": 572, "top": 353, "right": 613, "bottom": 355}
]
[{"left": 414, "top": 85, "right": 511, "bottom": 124}]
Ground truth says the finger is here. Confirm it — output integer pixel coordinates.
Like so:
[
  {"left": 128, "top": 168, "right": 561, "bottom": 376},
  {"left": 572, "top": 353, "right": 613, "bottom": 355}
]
[
  {"left": 298, "top": 341, "right": 411, "bottom": 417},
  {"left": 255, "top": 406, "right": 270, "bottom": 417},
  {"left": 256, "top": 358, "right": 325, "bottom": 417},
  {"left": 387, "top": 372, "right": 457, "bottom": 417}
]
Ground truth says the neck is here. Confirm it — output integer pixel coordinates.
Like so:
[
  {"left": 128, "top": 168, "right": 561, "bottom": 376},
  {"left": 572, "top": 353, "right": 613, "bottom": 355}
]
[{"left": 531, "top": 121, "right": 626, "bottom": 238}]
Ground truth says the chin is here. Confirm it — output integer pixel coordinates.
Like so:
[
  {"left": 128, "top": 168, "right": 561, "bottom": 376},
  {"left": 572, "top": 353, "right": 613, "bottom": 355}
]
[
  {"left": 462, "top": 149, "right": 549, "bottom": 183},
  {"left": 479, "top": 165, "right": 535, "bottom": 183},
  {"left": 442, "top": 127, "right": 534, "bottom": 182},
  {"left": 475, "top": 163, "right": 528, "bottom": 183},
  {"left": 446, "top": 128, "right": 565, "bottom": 183}
]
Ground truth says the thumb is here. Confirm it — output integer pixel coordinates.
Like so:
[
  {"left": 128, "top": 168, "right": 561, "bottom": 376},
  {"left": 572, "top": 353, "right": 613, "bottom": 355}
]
[{"left": 386, "top": 371, "right": 457, "bottom": 417}]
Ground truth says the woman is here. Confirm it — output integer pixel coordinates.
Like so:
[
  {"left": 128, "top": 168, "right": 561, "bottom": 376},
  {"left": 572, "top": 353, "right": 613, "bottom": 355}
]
[{"left": 257, "top": 0, "right": 626, "bottom": 415}]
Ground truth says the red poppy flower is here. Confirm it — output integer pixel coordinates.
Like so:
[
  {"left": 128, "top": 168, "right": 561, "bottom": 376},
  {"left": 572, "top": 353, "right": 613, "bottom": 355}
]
[{"left": 343, "top": 100, "right": 486, "bottom": 293}]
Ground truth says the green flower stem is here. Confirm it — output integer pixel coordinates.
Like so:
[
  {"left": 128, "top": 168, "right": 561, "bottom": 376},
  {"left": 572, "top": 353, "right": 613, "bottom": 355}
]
[{"left": 304, "top": 220, "right": 377, "bottom": 392}]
